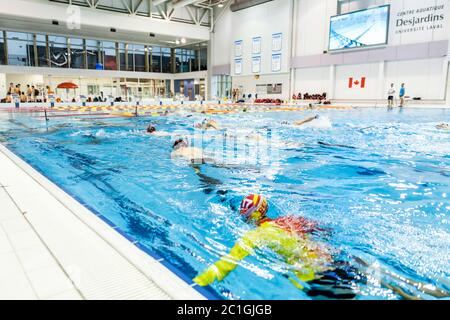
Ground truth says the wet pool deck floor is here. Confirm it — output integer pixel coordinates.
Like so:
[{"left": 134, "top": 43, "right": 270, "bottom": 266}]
[{"left": 0, "top": 144, "right": 204, "bottom": 300}]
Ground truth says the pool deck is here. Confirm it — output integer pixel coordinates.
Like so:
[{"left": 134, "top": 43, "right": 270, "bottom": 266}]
[{"left": 0, "top": 144, "right": 205, "bottom": 300}]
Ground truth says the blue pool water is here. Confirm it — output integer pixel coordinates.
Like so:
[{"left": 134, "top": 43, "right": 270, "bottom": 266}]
[{"left": 0, "top": 107, "right": 449, "bottom": 300}]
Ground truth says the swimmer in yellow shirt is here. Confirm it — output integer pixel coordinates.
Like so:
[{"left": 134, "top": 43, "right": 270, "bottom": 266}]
[
  {"left": 193, "top": 194, "right": 353, "bottom": 298},
  {"left": 194, "top": 194, "right": 450, "bottom": 299}
]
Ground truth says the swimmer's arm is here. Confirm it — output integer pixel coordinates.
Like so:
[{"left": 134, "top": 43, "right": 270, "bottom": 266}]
[
  {"left": 294, "top": 116, "right": 317, "bottom": 126},
  {"left": 193, "top": 229, "right": 262, "bottom": 286}
]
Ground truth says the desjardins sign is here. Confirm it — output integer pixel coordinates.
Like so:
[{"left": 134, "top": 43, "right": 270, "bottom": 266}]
[{"left": 395, "top": 4, "right": 446, "bottom": 34}]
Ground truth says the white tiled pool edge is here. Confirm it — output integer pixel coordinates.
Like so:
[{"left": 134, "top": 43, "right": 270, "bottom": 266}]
[{"left": 0, "top": 144, "right": 206, "bottom": 300}]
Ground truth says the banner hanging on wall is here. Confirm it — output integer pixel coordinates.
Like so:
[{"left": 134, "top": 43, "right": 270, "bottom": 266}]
[
  {"left": 234, "top": 40, "right": 243, "bottom": 57},
  {"left": 271, "top": 54, "right": 281, "bottom": 72},
  {"left": 393, "top": 1, "right": 447, "bottom": 36},
  {"left": 390, "top": 0, "right": 449, "bottom": 44},
  {"left": 252, "top": 37, "right": 262, "bottom": 55},
  {"left": 252, "top": 56, "right": 261, "bottom": 73},
  {"left": 272, "top": 33, "right": 282, "bottom": 52},
  {"left": 235, "top": 58, "right": 243, "bottom": 75}
]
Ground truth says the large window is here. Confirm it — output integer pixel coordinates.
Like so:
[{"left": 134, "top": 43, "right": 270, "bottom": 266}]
[
  {"left": 118, "top": 43, "right": 126, "bottom": 71},
  {"left": 86, "top": 39, "right": 100, "bottom": 69},
  {"left": 36, "top": 34, "right": 47, "bottom": 67},
  {"left": 6, "top": 32, "right": 33, "bottom": 66},
  {"left": 188, "top": 49, "right": 197, "bottom": 72},
  {"left": 102, "top": 41, "right": 117, "bottom": 71},
  {"left": 70, "top": 38, "right": 84, "bottom": 69},
  {"left": 48, "top": 35, "right": 68, "bottom": 68},
  {"left": 129, "top": 44, "right": 146, "bottom": 72},
  {"left": 199, "top": 47, "right": 207, "bottom": 71},
  {"left": 161, "top": 47, "right": 171, "bottom": 73},
  {"left": 175, "top": 48, "right": 195, "bottom": 73},
  {"left": 212, "top": 75, "right": 231, "bottom": 99},
  {"left": 151, "top": 46, "right": 161, "bottom": 72},
  {"left": 0, "top": 29, "right": 208, "bottom": 73}
]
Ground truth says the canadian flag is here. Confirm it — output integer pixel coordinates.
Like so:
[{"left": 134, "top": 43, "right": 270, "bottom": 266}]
[{"left": 348, "top": 77, "right": 366, "bottom": 88}]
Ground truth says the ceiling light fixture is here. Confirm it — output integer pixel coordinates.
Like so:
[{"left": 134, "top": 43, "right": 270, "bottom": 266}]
[{"left": 181, "top": 38, "right": 186, "bottom": 44}]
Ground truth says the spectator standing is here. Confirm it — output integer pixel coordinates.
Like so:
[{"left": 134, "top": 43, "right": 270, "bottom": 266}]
[
  {"left": 399, "top": 83, "right": 406, "bottom": 108},
  {"left": 15, "top": 84, "right": 21, "bottom": 95},
  {"left": 26, "top": 85, "right": 33, "bottom": 102},
  {"left": 7, "top": 83, "right": 14, "bottom": 95},
  {"left": 387, "top": 83, "right": 395, "bottom": 108}
]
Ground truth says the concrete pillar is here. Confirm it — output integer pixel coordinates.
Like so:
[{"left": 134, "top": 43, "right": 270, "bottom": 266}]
[
  {"left": 288, "top": 0, "right": 298, "bottom": 101},
  {"left": 442, "top": 59, "right": 449, "bottom": 101},
  {"left": 328, "top": 65, "right": 335, "bottom": 100},
  {"left": 3, "top": 31, "right": 8, "bottom": 65},
  {"left": 0, "top": 73, "right": 6, "bottom": 99},
  {"left": 207, "top": 36, "right": 213, "bottom": 100},
  {"left": 445, "top": 60, "right": 450, "bottom": 104},
  {"left": 169, "top": 79, "right": 174, "bottom": 98},
  {"left": 377, "top": 61, "right": 386, "bottom": 102}
]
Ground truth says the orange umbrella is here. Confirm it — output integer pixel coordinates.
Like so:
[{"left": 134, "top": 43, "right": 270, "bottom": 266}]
[
  {"left": 57, "top": 82, "right": 78, "bottom": 102},
  {"left": 57, "top": 82, "right": 78, "bottom": 89}
]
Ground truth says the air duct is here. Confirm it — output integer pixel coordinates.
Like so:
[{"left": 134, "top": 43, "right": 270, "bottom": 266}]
[{"left": 230, "top": 0, "right": 273, "bottom": 12}]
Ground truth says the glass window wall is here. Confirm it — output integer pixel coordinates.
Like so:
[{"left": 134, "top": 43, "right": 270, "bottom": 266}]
[
  {"left": 101, "top": 41, "right": 117, "bottom": 70},
  {"left": 0, "top": 30, "right": 207, "bottom": 73},
  {"left": 36, "top": 34, "right": 48, "bottom": 67},
  {"left": 151, "top": 46, "right": 161, "bottom": 73},
  {"left": 6, "top": 32, "right": 33, "bottom": 66},
  {"left": 86, "top": 39, "right": 100, "bottom": 69},
  {"left": 48, "top": 35, "right": 68, "bottom": 68},
  {"left": 70, "top": 37, "right": 84, "bottom": 69}
]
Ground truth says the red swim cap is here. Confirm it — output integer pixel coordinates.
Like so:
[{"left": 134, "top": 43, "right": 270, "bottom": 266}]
[{"left": 240, "top": 194, "right": 268, "bottom": 222}]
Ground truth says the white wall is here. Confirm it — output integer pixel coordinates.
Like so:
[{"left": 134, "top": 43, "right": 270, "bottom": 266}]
[
  {"left": 293, "top": 66, "right": 330, "bottom": 96},
  {"left": 447, "top": 62, "right": 450, "bottom": 103},
  {"left": 293, "top": 57, "right": 449, "bottom": 100},
  {"left": 233, "top": 73, "right": 290, "bottom": 99},
  {"left": 295, "top": 0, "right": 337, "bottom": 56},
  {"left": 333, "top": 62, "right": 383, "bottom": 100},
  {"left": 230, "top": 0, "right": 292, "bottom": 76},
  {"left": 388, "top": 0, "right": 449, "bottom": 46},
  {"left": 212, "top": 8, "right": 232, "bottom": 68},
  {"left": 290, "top": 0, "right": 450, "bottom": 101},
  {"left": 6, "top": 74, "right": 44, "bottom": 87},
  {"left": 0, "top": 73, "right": 6, "bottom": 98},
  {"left": 385, "top": 58, "right": 448, "bottom": 100},
  {"left": 294, "top": 0, "right": 450, "bottom": 56}
]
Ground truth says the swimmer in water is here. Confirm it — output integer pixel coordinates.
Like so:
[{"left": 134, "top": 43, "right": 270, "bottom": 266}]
[
  {"left": 195, "top": 119, "right": 220, "bottom": 130},
  {"left": 146, "top": 124, "right": 171, "bottom": 137},
  {"left": 436, "top": 123, "right": 449, "bottom": 130},
  {"left": 193, "top": 194, "right": 450, "bottom": 299},
  {"left": 171, "top": 138, "right": 215, "bottom": 164},
  {"left": 294, "top": 115, "right": 319, "bottom": 126}
]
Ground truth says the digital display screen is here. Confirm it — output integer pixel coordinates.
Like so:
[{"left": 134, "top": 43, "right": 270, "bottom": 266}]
[{"left": 329, "top": 5, "right": 390, "bottom": 51}]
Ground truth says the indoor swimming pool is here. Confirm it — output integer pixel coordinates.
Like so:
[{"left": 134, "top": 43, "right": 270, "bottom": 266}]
[{"left": 0, "top": 107, "right": 449, "bottom": 300}]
